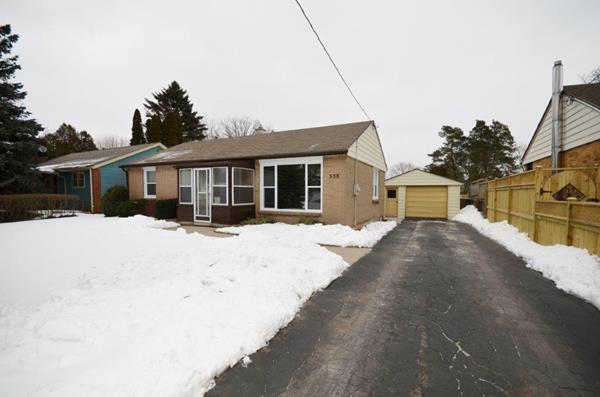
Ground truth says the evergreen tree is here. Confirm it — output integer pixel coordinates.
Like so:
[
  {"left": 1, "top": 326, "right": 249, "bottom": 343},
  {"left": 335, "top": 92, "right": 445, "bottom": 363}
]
[
  {"left": 466, "top": 120, "right": 517, "bottom": 181},
  {"left": 130, "top": 109, "right": 145, "bottom": 145},
  {"left": 0, "top": 24, "right": 44, "bottom": 193},
  {"left": 145, "top": 115, "right": 162, "bottom": 143},
  {"left": 42, "top": 123, "right": 98, "bottom": 159},
  {"left": 161, "top": 112, "right": 184, "bottom": 147},
  {"left": 144, "top": 81, "right": 207, "bottom": 141},
  {"left": 425, "top": 126, "right": 467, "bottom": 182}
]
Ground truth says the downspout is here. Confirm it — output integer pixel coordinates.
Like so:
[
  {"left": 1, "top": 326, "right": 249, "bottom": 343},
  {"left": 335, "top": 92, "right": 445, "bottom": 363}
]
[
  {"left": 551, "top": 60, "right": 563, "bottom": 171},
  {"left": 352, "top": 133, "right": 360, "bottom": 228}
]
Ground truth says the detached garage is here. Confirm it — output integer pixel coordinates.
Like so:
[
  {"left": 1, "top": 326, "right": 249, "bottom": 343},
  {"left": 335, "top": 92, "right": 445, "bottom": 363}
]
[{"left": 384, "top": 169, "right": 462, "bottom": 220}]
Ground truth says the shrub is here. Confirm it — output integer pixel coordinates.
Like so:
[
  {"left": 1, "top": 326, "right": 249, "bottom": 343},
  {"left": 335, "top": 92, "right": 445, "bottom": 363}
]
[
  {"left": 115, "top": 199, "right": 145, "bottom": 217},
  {"left": 156, "top": 199, "right": 177, "bottom": 219},
  {"left": 297, "top": 216, "right": 321, "bottom": 225},
  {"left": 241, "top": 216, "right": 276, "bottom": 225},
  {"left": 101, "top": 185, "right": 129, "bottom": 217},
  {"left": 0, "top": 194, "right": 81, "bottom": 223}
]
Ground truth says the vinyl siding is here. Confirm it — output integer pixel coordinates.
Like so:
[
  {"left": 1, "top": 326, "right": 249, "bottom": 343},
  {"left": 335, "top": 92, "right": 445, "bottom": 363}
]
[
  {"left": 397, "top": 186, "right": 406, "bottom": 219},
  {"left": 523, "top": 97, "right": 600, "bottom": 164},
  {"left": 57, "top": 170, "right": 91, "bottom": 210},
  {"left": 347, "top": 124, "right": 387, "bottom": 171},
  {"left": 99, "top": 146, "right": 163, "bottom": 195},
  {"left": 447, "top": 185, "right": 460, "bottom": 218}
]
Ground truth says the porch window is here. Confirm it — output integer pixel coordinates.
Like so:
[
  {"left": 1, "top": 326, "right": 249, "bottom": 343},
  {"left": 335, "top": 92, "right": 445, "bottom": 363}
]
[
  {"left": 212, "top": 167, "right": 228, "bottom": 205},
  {"left": 144, "top": 167, "right": 156, "bottom": 198},
  {"left": 259, "top": 157, "right": 322, "bottom": 212},
  {"left": 179, "top": 169, "right": 192, "bottom": 204},
  {"left": 372, "top": 168, "right": 379, "bottom": 200},
  {"left": 72, "top": 172, "right": 85, "bottom": 188},
  {"left": 232, "top": 167, "right": 254, "bottom": 205}
]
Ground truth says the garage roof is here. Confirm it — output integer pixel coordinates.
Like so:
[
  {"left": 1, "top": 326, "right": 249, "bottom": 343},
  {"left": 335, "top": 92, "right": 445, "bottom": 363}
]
[{"left": 385, "top": 169, "right": 462, "bottom": 186}]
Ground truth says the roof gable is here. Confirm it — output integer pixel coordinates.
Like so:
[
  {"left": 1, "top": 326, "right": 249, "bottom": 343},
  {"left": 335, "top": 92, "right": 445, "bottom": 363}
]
[
  {"left": 385, "top": 169, "right": 462, "bottom": 186},
  {"left": 127, "top": 121, "right": 373, "bottom": 166},
  {"left": 347, "top": 123, "right": 387, "bottom": 171}
]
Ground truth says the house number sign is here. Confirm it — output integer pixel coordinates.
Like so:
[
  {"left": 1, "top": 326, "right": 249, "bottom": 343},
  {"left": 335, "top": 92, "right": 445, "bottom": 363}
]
[{"left": 329, "top": 173, "right": 340, "bottom": 179}]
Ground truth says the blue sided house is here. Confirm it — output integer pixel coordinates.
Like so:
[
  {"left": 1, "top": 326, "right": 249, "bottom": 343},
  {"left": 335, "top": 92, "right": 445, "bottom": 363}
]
[{"left": 38, "top": 143, "right": 166, "bottom": 212}]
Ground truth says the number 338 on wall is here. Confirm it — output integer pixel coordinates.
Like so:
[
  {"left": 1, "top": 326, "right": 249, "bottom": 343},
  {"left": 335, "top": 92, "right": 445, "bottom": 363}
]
[{"left": 328, "top": 173, "right": 340, "bottom": 179}]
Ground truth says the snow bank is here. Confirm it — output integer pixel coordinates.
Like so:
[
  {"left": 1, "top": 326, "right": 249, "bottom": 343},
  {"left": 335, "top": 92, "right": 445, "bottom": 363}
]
[
  {"left": 0, "top": 214, "right": 347, "bottom": 396},
  {"left": 454, "top": 205, "right": 600, "bottom": 310},
  {"left": 217, "top": 220, "right": 397, "bottom": 248}
]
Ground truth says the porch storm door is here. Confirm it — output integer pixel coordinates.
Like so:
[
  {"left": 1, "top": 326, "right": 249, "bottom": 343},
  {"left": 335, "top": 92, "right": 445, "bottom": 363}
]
[{"left": 194, "top": 168, "right": 211, "bottom": 222}]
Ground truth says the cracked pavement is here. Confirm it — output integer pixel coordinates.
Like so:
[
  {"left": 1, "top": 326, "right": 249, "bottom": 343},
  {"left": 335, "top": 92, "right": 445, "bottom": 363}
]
[{"left": 207, "top": 220, "right": 600, "bottom": 396}]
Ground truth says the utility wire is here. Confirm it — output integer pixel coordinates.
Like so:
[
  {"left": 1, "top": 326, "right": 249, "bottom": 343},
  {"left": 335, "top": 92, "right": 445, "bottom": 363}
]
[{"left": 292, "top": 0, "right": 371, "bottom": 120}]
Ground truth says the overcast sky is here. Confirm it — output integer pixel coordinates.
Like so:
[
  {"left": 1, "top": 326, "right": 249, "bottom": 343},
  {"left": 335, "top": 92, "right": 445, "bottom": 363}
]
[{"left": 4, "top": 0, "right": 600, "bottom": 166}]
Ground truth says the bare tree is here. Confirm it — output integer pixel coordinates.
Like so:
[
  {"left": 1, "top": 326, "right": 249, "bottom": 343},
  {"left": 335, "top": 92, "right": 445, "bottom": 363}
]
[
  {"left": 207, "top": 116, "right": 272, "bottom": 139},
  {"left": 387, "top": 161, "right": 418, "bottom": 178},
  {"left": 96, "top": 135, "right": 128, "bottom": 149},
  {"left": 580, "top": 67, "right": 600, "bottom": 84},
  {"left": 220, "top": 116, "right": 262, "bottom": 138}
]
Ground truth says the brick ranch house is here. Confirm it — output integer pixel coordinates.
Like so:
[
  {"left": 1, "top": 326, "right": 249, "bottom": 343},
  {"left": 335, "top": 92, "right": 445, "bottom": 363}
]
[
  {"left": 123, "top": 121, "right": 387, "bottom": 227},
  {"left": 522, "top": 64, "right": 600, "bottom": 169},
  {"left": 38, "top": 143, "right": 165, "bottom": 212}
]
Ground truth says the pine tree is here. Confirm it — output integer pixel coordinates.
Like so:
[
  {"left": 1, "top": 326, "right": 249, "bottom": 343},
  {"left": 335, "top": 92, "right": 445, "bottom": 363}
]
[
  {"left": 144, "top": 81, "right": 207, "bottom": 141},
  {"left": 145, "top": 115, "right": 162, "bottom": 143},
  {"left": 425, "top": 126, "right": 467, "bottom": 182},
  {"left": 130, "top": 109, "right": 145, "bottom": 145},
  {"left": 0, "top": 25, "right": 44, "bottom": 193},
  {"left": 42, "top": 123, "right": 98, "bottom": 159},
  {"left": 161, "top": 112, "right": 184, "bottom": 147},
  {"left": 466, "top": 120, "right": 517, "bottom": 181}
]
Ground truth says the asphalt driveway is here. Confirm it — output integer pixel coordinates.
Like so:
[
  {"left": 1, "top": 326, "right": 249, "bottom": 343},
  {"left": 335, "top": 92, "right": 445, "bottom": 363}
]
[{"left": 207, "top": 220, "right": 600, "bottom": 396}]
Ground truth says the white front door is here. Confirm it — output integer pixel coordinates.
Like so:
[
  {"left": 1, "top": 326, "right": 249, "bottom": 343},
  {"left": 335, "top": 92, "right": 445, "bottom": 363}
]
[{"left": 194, "top": 168, "right": 211, "bottom": 223}]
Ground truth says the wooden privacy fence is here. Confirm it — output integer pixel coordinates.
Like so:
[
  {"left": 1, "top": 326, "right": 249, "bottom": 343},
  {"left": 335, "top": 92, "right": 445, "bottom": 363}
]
[{"left": 486, "top": 166, "right": 600, "bottom": 256}]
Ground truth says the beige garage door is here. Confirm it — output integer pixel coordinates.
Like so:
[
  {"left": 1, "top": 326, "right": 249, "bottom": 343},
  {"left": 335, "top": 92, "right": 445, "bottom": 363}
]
[{"left": 405, "top": 186, "right": 448, "bottom": 218}]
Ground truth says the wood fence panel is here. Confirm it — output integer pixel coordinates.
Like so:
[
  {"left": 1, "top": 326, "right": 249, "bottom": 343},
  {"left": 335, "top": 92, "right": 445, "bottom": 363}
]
[{"left": 485, "top": 167, "right": 600, "bottom": 256}]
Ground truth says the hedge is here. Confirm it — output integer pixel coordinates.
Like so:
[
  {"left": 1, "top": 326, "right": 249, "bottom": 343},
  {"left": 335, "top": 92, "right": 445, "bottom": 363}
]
[
  {"left": 156, "top": 199, "right": 177, "bottom": 220},
  {"left": 0, "top": 194, "right": 81, "bottom": 223},
  {"left": 101, "top": 185, "right": 129, "bottom": 217},
  {"left": 116, "top": 199, "right": 146, "bottom": 217}
]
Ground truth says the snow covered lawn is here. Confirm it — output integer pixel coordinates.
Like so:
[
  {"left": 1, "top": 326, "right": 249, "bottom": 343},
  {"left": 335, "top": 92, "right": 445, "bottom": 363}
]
[
  {"left": 454, "top": 206, "right": 600, "bottom": 310},
  {"left": 216, "top": 220, "right": 397, "bottom": 248},
  {"left": 0, "top": 214, "right": 348, "bottom": 396}
]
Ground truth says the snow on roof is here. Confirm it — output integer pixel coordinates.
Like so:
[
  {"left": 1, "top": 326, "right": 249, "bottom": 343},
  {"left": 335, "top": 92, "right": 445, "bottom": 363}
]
[{"left": 38, "top": 158, "right": 109, "bottom": 173}]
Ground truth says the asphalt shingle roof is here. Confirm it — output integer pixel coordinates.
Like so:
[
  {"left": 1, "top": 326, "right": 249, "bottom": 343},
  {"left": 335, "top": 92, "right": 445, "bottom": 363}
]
[{"left": 127, "top": 121, "right": 373, "bottom": 166}]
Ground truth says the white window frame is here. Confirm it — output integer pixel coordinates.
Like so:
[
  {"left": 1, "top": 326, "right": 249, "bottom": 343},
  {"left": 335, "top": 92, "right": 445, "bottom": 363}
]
[
  {"left": 178, "top": 168, "right": 192, "bottom": 204},
  {"left": 143, "top": 166, "right": 157, "bottom": 199},
  {"left": 211, "top": 166, "right": 229, "bottom": 206},
  {"left": 72, "top": 171, "right": 85, "bottom": 189},
  {"left": 372, "top": 167, "right": 379, "bottom": 201},
  {"left": 232, "top": 167, "right": 255, "bottom": 206},
  {"left": 259, "top": 156, "right": 323, "bottom": 213}
]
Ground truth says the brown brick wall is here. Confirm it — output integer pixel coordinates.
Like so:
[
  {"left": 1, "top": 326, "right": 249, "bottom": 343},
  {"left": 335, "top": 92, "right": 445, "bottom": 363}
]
[
  {"left": 91, "top": 168, "right": 102, "bottom": 213},
  {"left": 531, "top": 140, "right": 600, "bottom": 168},
  {"left": 126, "top": 166, "right": 177, "bottom": 200},
  {"left": 156, "top": 166, "right": 178, "bottom": 199},
  {"left": 255, "top": 155, "right": 384, "bottom": 227},
  {"left": 128, "top": 168, "right": 144, "bottom": 199}
]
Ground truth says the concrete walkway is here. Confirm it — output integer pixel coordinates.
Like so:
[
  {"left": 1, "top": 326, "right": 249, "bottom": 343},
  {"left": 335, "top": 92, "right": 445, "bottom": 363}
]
[{"left": 207, "top": 220, "right": 600, "bottom": 396}]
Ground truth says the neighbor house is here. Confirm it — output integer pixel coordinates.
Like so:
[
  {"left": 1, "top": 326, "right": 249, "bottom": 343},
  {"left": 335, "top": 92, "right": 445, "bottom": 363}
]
[
  {"left": 522, "top": 61, "right": 600, "bottom": 169},
  {"left": 122, "top": 121, "right": 387, "bottom": 227},
  {"left": 38, "top": 143, "right": 165, "bottom": 212}
]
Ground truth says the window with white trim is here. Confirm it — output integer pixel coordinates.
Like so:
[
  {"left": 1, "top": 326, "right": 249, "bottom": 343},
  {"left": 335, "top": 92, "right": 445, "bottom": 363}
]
[
  {"left": 144, "top": 167, "right": 156, "bottom": 198},
  {"left": 372, "top": 167, "right": 379, "bottom": 200},
  {"left": 260, "top": 157, "right": 322, "bottom": 212},
  {"left": 179, "top": 169, "right": 192, "bottom": 204},
  {"left": 72, "top": 172, "right": 85, "bottom": 188},
  {"left": 232, "top": 167, "right": 254, "bottom": 205},
  {"left": 212, "top": 167, "right": 228, "bottom": 205}
]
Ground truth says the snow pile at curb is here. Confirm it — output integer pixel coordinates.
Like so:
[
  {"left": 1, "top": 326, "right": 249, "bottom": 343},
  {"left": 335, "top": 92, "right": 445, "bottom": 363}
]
[
  {"left": 0, "top": 214, "right": 347, "bottom": 395},
  {"left": 217, "top": 220, "right": 397, "bottom": 248},
  {"left": 454, "top": 205, "right": 600, "bottom": 310}
]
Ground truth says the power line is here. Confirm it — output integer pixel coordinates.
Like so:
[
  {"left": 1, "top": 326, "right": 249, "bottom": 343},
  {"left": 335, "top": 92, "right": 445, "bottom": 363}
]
[{"left": 292, "top": 0, "right": 371, "bottom": 120}]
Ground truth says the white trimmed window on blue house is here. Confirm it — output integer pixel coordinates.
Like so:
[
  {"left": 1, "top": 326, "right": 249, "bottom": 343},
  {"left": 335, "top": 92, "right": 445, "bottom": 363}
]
[{"left": 72, "top": 172, "right": 85, "bottom": 189}]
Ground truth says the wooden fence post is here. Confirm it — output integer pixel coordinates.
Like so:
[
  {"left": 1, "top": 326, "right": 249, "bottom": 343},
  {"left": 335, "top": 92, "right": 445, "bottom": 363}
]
[
  {"left": 565, "top": 198, "right": 576, "bottom": 246},
  {"left": 507, "top": 185, "right": 512, "bottom": 224},
  {"left": 532, "top": 166, "right": 543, "bottom": 240}
]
